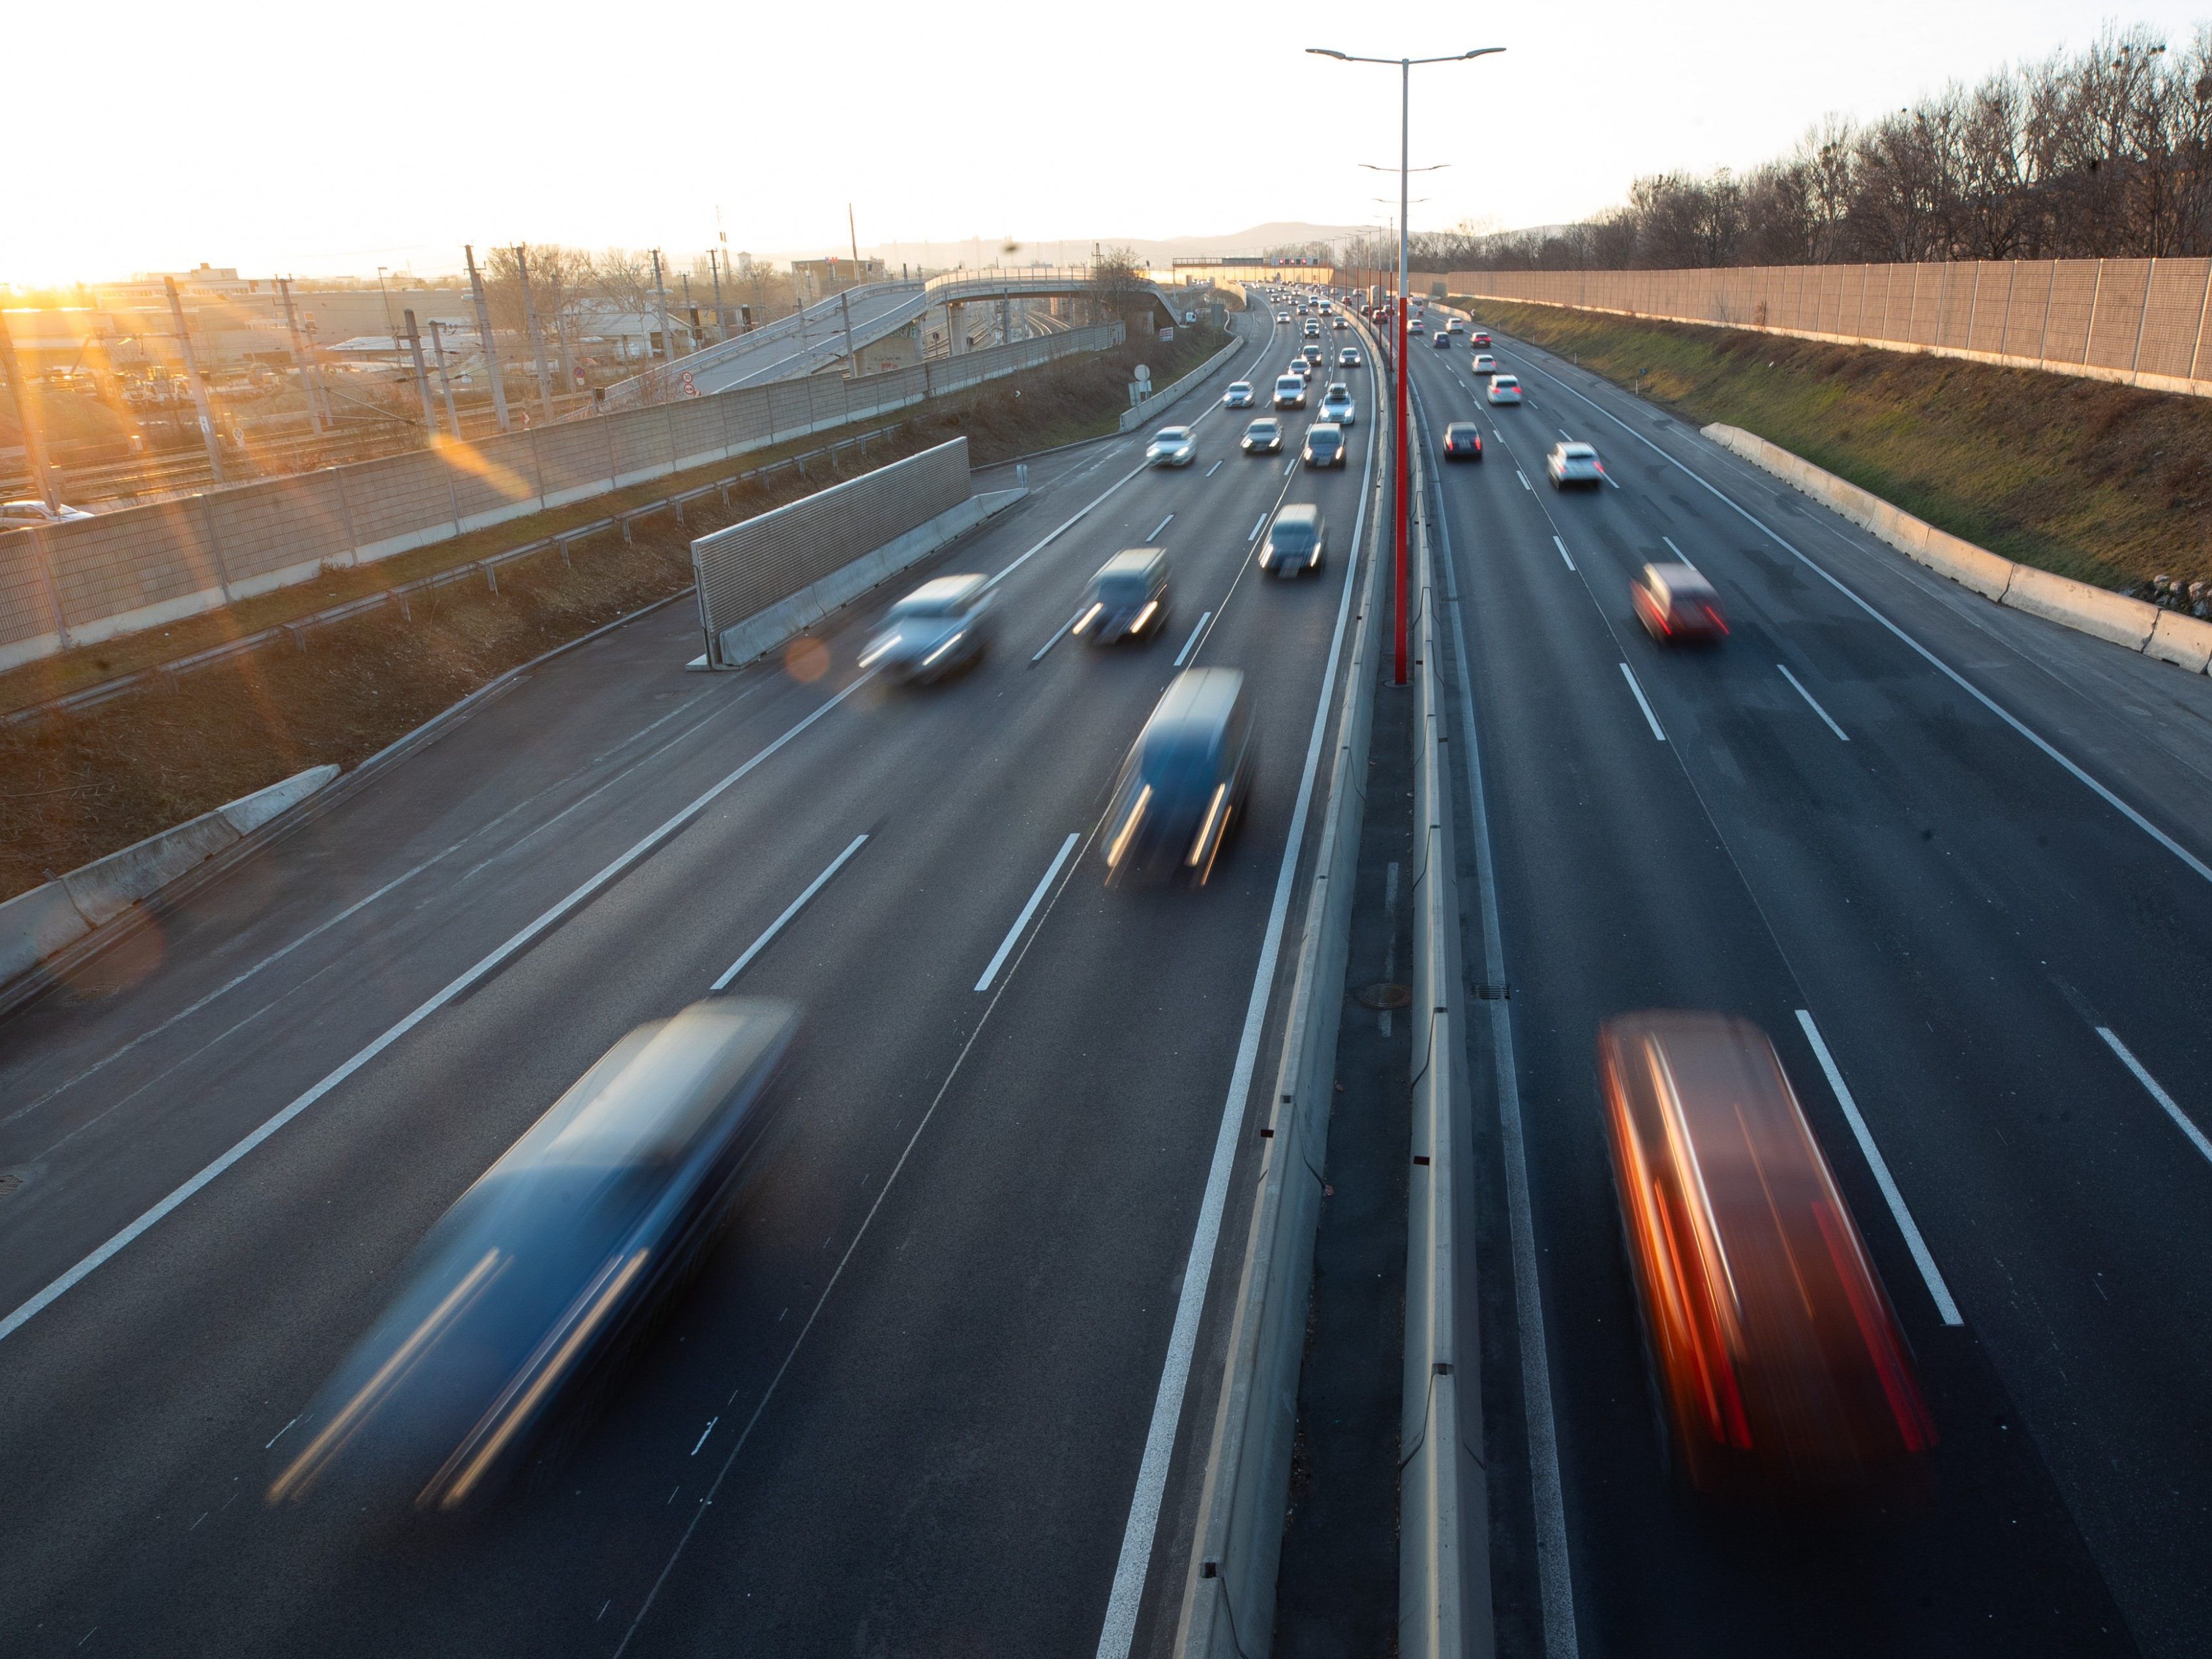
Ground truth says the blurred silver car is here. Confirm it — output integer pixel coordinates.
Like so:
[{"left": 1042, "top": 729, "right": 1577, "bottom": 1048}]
[
  {"left": 1273, "top": 374, "right": 1307, "bottom": 409},
  {"left": 1145, "top": 425, "right": 1196, "bottom": 467},
  {"left": 268, "top": 999, "right": 801, "bottom": 1512},
  {"left": 1318, "top": 385, "right": 1356, "bottom": 425},
  {"left": 1223, "top": 381, "right": 1255, "bottom": 409},
  {"left": 1260, "top": 503, "right": 1327, "bottom": 574},
  {"left": 1546, "top": 441, "right": 1605, "bottom": 488},
  {"left": 0, "top": 498, "right": 93, "bottom": 529},
  {"left": 1301, "top": 423, "right": 1348, "bottom": 469},
  {"left": 1241, "top": 417, "right": 1284, "bottom": 454},
  {"left": 1075, "top": 547, "right": 1171, "bottom": 644},
  {"left": 858, "top": 574, "right": 994, "bottom": 682}
]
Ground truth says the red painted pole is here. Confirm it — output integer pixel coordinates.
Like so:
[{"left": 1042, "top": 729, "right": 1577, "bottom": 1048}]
[{"left": 1393, "top": 290, "right": 1410, "bottom": 684}]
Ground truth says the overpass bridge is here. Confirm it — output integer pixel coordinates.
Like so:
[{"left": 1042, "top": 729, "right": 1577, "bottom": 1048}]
[{"left": 598, "top": 266, "right": 1193, "bottom": 411}]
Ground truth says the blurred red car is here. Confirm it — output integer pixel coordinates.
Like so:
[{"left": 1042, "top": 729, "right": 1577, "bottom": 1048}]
[
  {"left": 1632, "top": 562, "right": 1729, "bottom": 643},
  {"left": 1596, "top": 1012, "right": 1937, "bottom": 1496}
]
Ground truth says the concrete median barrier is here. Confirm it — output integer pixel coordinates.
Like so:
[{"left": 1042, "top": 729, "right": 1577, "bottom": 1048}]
[
  {"left": 1, "top": 764, "right": 338, "bottom": 994},
  {"left": 1703, "top": 423, "right": 2205, "bottom": 673}
]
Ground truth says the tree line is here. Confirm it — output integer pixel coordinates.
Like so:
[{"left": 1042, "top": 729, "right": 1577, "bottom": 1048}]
[{"left": 1359, "top": 22, "right": 2212, "bottom": 273}]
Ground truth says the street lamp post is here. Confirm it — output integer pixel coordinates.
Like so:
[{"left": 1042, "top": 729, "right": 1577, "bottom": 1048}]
[{"left": 1309, "top": 44, "right": 1504, "bottom": 684}]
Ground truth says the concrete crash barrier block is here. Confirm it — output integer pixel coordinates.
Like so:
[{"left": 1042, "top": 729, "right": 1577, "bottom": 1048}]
[
  {"left": 2147, "top": 607, "right": 2212, "bottom": 674},
  {"left": 1915, "top": 528, "right": 2016, "bottom": 601},
  {"left": 219, "top": 764, "right": 340, "bottom": 836},
  {"left": 2001, "top": 564, "right": 2159, "bottom": 652},
  {"left": 62, "top": 813, "right": 241, "bottom": 928},
  {"left": 0, "top": 882, "right": 94, "bottom": 984}
]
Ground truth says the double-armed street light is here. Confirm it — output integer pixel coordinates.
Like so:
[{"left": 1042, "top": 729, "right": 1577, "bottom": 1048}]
[{"left": 1309, "top": 45, "right": 1504, "bottom": 684}]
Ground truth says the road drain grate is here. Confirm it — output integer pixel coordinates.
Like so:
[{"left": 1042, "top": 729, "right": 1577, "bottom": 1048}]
[{"left": 1354, "top": 982, "right": 1412, "bottom": 1011}]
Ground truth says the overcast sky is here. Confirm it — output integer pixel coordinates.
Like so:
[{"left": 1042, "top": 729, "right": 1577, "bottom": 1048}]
[{"left": 11, "top": 0, "right": 2208, "bottom": 285}]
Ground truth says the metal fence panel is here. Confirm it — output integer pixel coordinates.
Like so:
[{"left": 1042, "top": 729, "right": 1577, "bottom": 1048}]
[
  {"left": 691, "top": 437, "right": 972, "bottom": 658},
  {"left": 2089, "top": 258, "right": 2153, "bottom": 371},
  {"left": 2140, "top": 258, "right": 2212, "bottom": 380}
]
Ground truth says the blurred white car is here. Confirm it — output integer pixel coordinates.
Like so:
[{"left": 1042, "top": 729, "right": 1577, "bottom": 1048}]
[
  {"left": 859, "top": 575, "right": 995, "bottom": 682},
  {"left": 1145, "top": 426, "right": 1196, "bottom": 467},
  {"left": 1, "top": 499, "right": 93, "bottom": 529},
  {"left": 1223, "top": 382, "right": 1255, "bottom": 409},
  {"left": 1318, "top": 385, "right": 1356, "bottom": 425},
  {"left": 1546, "top": 442, "right": 1605, "bottom": 488},
  {"left": 1274, "top": 374, "right": 1307, "bottom": 409},
  {"left": 1472, "top": 353, "right": 1498, "bottom": 376},
  {"left": 1487, "top": 374, "right": 1523, "bottom": 405}
]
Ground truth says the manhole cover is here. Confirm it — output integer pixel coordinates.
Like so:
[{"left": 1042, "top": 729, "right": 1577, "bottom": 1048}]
[{"left": 1354, "top": 982, "right": 1412, "bottom": 1011}]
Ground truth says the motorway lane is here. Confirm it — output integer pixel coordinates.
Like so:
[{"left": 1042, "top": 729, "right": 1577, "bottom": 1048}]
[
  {"left": 1415, "top": 321, "right": 2212, "bottom": 1655},
  {"left": 0, "top": 309, "right": 1385, "bottom": 1656}
]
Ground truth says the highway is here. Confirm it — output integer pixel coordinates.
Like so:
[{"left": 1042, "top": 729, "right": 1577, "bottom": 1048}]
[
  {"left": 0, "top": 309, "right": 1375, "bottom": 1656},
  {"left": 1409, "top": 316, "right": 2212, "bottom": 1657}
]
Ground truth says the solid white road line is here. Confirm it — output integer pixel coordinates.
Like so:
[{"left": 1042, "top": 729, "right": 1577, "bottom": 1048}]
[
  {"left": 1661, "top": 534, "right": 1686, "bottom": 560},
  {"left": 1553, "top": 535, "right": 1574, "bottom": 571},
  {"left": 1411, "top": 370, "right": 1580, "bottom": 1659},
  {"left": 1095, "top": 363, "right": 1380, "bottom": 1659},
  {"left": 2097, "top": 1026, "right": 2212, "bottom": 1170},
  {"left": 1795, "top": 1010, "right": 1964, "bottom": 1325},
  {"left": 1777, "top": 663, "right": 1850, "bottom": 740},
  {"left": 1205, "top": 459, "right": 1222, "bottom": 478},
  {"left": 975, "top": 834, "right": 1080, "bottom": 993},
  {"left": 0, "top": 671, "right": 877, "bottom": 1349},
  {"left": 1031, "top": 613, "right": 1083, "bottom": 664},
  {"left": 1618, "top": 662, "right": 1666, "bottom": 741},
  {"left": 1248, "top": 513, "right": 1266, "bottom": 541},
  {"left": 710, "top": 833, "right": 870, "bottom": 990},
  {"left": 1512, "top": 350, "right": 2212, "bottom": 889},
  {"left": 1174, "top": 611, "right": 1214, "bottom": 669},
  {"left": 986, "top": 467, "right": 1146, "bottom": 591},
  {"left": 1147, "top": 513, "right": 1175, "bottom": 541}
]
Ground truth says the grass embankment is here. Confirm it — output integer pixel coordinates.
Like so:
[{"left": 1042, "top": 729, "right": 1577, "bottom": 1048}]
[
  {"left": 1456, "top": 297, "right": 2212, "bottom": 592},
  {"left": 0, "top": 325, "right": 1226, "bottom": 902}
]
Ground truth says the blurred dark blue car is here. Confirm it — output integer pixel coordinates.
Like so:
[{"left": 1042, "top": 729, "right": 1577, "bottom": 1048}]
[{"left": 269, "top": 998, "right": 800, "bottom": 1512}]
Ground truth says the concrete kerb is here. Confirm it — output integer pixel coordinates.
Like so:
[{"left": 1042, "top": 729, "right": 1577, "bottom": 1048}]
[
  {"left": 0, "top": 765, "right": 339, "bottom": 997},
  {"left": 1172, "top": 318, "right": 1387, "bottom": 1659},
  {"left": 1402, "top": 421, "right": 1489, "bottom": 1659},
  {"left": 1701, "top": 423, "right": 2209, "bottom": 669}
]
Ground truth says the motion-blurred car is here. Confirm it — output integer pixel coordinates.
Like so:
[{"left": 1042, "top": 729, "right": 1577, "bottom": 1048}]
[
  {"left": 1431, "top": 329, "right": 1452, "bottom": 350},
  {"left": 1596, "top": 1012, "right": 1937, "bottom": 1495},
  {"left": 1471, "top": 330, "right": 1492, "bottom": 348},
  {"left": 1259, "top": 502, "right": 1327, "bottom": 575},
  {"left": 1332, "top": 316, "right": 1348, "bottom": 331},
  {"left": 1224, "top": 381, "right": 1255, "bottom": 409},
  {"left": 1447, "top": 318, "right": 1466, "bottom": 335},
  {"left": 1145, "top": 425, "right": 1196, "bottom": 467},
  {"left": 1409, "top": 318, "right": 1427, "bottom": 335},
  {"left": 1102, "top": 668, "right": 1254, "bottom": 887},
  {"left": 1303, "top": 320, "right": 1322, "bottom": 339},
  {"left": 1290, "top": 358, "right": 1314, "bottom": 381},
  {"left": 0, "top": 498, "right": 93, "bottom": 529},
  {"left": 1472, "top": 353, "right": 1498, "bottom": 376},
  {"left": 1631, "top": 562, "right": 1729, "bottom": 643},
  {"left": 1241, "top": 417, "right": 1284, "bottom": 454},
  {"left": 859, "top": 573, "right": 995, "bottom": 680},
  {"left": 1486, "top": 374, "right": 1523, "bottom": 405},
  {"left": 1442, "top": 421, "right": 1484, "bottom": 461},
  {"left": 1338, "top": 346, "right": 1362, "bottom": 369},
  {"left": 1277, "top": 312, "right": 1291, "bottom": 324},
  {"left": 1074, "top": 547, "right": 1170, "bottom": 644},
  {"left": 1318, "top": 384, "right": 1356, "bottom": 424},
  {"left": 1301, "top": 344, "right": 1324, "bottom": 367},
  {"left": 1301, "top": 422, "right": 1347, "bottom": 469},
  {"left": 1546, "top": 441, "right": 1605, "bottom": 488},
  {"left": 1273, "top": 374, "right": 1307, "bottom": 410},
  {"left": 268, "top": 999, "right": 802, "bottom": 1513}
]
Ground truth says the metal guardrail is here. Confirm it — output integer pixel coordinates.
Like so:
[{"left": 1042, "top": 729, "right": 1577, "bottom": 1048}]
[{"left": 1402, "top": 408, "right": 1489, "bottom": 1659}]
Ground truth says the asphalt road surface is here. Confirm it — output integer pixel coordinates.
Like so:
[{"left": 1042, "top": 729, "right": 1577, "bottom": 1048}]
[
  {"left": 0, "top": 308, "right": 1378, "bottom": 1656},
  {"left": 1412, "top": 314, "right": 2212, "bottom": 1658}
]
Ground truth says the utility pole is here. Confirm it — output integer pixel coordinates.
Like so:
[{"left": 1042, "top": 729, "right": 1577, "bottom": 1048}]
[
  {"left": 515, "top": 245, "right": 556, "bottom": 422},
  {"left": 681, "top": 274, "right": 699, "bottom": 353},
  {"left": 276, "top": 277, "right": 328, "bottom": 435},
  {"left": 0, "top": 310, "right": 61, "bottom": 510},
  {"left": 650, "top": 249, "right": 680, "bottom": 361},
  {"left": 402, "top": 310, "right": 441, "bottom": 438},
  {"left": 464, "top": 244, "right": 511, "bottom": 433},
  {"left": 849, "top": 203, "right": 860, "bottom": 266},
  {"left": 840, "top": 288, "right": 859, "bottom": 374},
  {"left": 708, "top": 249, "right": 728, "bottom": 341},
  {"left": 162, "top": 276, "right": 227, "bottom": 485},
  {"left": 427, "top": 320, "right": 462, "bottom": 436}
]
